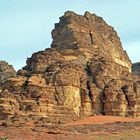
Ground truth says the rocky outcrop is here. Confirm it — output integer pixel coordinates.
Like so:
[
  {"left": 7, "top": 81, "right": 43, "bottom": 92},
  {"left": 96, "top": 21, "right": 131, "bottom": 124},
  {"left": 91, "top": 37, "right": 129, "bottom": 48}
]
[
  {"left": 0, "top": 11, "right": 140, "bottom": 125},
  {"left": 0, "top": 61, "right": 16, "bottom": 86},
  {"left": 132, "top": 62, "right": 140, "bottom": 75},
  {"left": 132, "top": 62, "right": 140, "bottom": 117}
]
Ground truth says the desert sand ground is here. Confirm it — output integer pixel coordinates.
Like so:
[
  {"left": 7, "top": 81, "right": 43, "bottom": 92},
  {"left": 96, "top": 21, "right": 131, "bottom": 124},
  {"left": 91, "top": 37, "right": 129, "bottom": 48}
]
[{"left": 0, "top": 116, "right": 140, "bottom": 140}]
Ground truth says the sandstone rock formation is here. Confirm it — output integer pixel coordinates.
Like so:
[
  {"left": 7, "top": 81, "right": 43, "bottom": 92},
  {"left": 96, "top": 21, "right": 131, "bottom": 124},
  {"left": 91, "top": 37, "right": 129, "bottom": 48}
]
[
  {"left": 0, "top": 61, "right": 16, "bottom": 86},
  {"left": 0, "top": 11, "right": 140, "bottom": 125},
  {"left": 132, "top": 62, "right": 140, "bottom": 117}
]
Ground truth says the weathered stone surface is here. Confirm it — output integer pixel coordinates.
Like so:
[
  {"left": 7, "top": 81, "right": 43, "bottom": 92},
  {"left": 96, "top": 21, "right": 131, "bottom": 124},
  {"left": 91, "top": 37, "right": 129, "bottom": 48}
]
[
  {"left": 0, "top": 61, "right": 16, "bottom": 86},
  {"left": 0, "top": 11, "right": 140, "bottom": 124},
  {"left": 132, "top": 62, "right": 140, "bottom": 117}
]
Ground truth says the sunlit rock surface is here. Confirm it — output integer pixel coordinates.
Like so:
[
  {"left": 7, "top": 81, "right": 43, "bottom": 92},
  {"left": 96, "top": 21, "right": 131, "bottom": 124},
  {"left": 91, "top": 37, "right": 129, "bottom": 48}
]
[{"left": 0, "top": 11, "right": 140, "bottom": 125}]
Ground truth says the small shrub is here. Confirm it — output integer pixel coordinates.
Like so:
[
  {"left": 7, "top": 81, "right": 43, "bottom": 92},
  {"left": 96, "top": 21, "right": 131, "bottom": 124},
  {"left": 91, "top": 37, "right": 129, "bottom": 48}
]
[{"left": 0, "top": 136, "right": 8, "bottom": 140}]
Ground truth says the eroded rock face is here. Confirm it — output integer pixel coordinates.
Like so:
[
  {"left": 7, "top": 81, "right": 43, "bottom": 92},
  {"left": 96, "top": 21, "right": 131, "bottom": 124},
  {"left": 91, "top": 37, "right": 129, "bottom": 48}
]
[
  {"left": 132, "top": 62, "right": 140, "bottom": 116},
  {"left": 0, "top": 11, "right": 140, "bottom": 124},
  {"left": 0, "top": 61, "right": 16, "bottom": 86}
]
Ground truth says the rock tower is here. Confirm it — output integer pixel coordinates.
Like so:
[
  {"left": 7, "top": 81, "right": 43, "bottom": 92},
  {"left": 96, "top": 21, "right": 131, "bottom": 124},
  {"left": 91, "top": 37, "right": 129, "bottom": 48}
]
[{"left": 0, "top": 11, "right": 140, "bottom": 125}]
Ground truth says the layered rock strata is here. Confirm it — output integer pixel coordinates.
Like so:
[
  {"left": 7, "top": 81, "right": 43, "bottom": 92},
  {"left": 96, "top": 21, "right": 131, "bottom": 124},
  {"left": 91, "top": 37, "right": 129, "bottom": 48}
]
[
  {"left": 0, "top": 61, "right": 16, "bottom": 86},
  {"left": 0, "top": 11, "right": 140, "bottom": 124}
]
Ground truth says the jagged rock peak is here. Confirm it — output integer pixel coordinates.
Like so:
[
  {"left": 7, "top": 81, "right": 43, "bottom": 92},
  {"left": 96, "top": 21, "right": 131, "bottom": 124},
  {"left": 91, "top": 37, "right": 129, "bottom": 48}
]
[
  {"left": 0, "top": 61, "right": 16, "bottom": 85},
  {"left": 51, "top": 11, "right": 131, "bottom": 72}
]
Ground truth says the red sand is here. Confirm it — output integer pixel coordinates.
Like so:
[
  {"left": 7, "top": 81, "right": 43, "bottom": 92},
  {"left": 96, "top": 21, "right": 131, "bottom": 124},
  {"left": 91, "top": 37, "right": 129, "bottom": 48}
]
[
  {"left": 0, "top": 116, "right": 140, "bottom": 140},
  {"left": 66, "top": 116, "right": 140, "bottom": 125}
]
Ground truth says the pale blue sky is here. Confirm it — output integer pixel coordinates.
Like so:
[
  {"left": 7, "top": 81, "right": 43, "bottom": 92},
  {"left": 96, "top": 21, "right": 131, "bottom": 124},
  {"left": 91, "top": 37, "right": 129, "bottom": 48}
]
[{"left": 0, "top": 0, "right": 140, "bottom": 70}]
